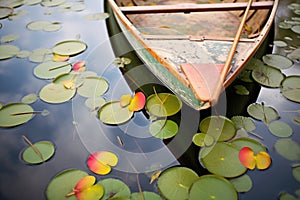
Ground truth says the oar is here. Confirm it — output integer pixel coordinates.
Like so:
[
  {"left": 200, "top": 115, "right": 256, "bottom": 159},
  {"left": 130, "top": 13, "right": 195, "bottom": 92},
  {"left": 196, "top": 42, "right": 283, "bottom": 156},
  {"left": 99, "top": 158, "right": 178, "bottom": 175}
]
[
  {"left": 180, "top": 0, "right": 254, "bottom": 106},
  {"left": 210, "top": 0, "right": 254, "bottom": 105}
]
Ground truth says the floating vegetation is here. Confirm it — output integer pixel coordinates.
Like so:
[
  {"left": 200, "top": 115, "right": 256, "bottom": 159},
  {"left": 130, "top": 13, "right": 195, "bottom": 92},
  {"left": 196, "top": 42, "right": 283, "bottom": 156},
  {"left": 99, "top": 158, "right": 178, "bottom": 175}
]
[
  {"left": 0, "top": 44, "right": 20, "bottom": 60},
  {"left": 21, "top": 136, "right": 55, "bottom": 164},
  {"left": 262, "top": 54, "right": 293, "bottom": 70},
  {"left": 149, "top": 119, "right": 178, "bottom": 139},
  {"left": 97, "top": 178, "right": 131, "bottom": 199},
  {"left": 273, "top": 40, "right": 288, "bottom": 47},
  {"left": 146, "top": 93, "right": 182, "bottom": 117},
  {"left": 189, "top": 175, "right": 238, "bottom": 200},
  {"left": 52, "top": 40, "right": 87, "bottom": 56},
  {"left": 21, "top": 93, "right": 38, "bottom": 104},
  {"left": 291, "top": 25, "right": 300, "bottom": 34},
  {"left": 46, "top": 169, "right": 89, "bottom": 200},
  {"left": 199, "top": 115, "right": 236, "bottom": 142},
  {"left": 192, "top": 132, "right": 214, "bottom": 147},
  {"left": 0, "top": 6, "right": 13, "bottom": 19},
  {"left": 29, "top": 48, "right": 53, "bottom": 63},
  {"left": 247, "top": 102, "right": 279, "bottom": 125},
  {"left": 157, "top": 166, "right": 198, "bottom": 200},
  {"left": 77, "top": 76, "right": 109, "bottom": 98},
  {"left": 27, "top": 20, "right": 62, "bottom": 32},
  {"left": 41, "top": 0, "right": 65, "bottom": 7},
  {"left": 0, "top": 103, "right": 34, "bottom": 128},
  {"left": 230, "top": 174, "right": 252, "bottom": 193},
  {"left": 84, "top": 97, "right": 106, "bottom": 111},
  {"left": 238, "top": 147, "right": 271, "bottom": 170},
  {"left": 33, "top": 61, "right": 72, "bottom": 79},
  {"left": 233, "top": 84, "right": 249, "bottom": 95},
  {"left": 131, "top": 191, "right": 162, "bottom": 200},
  {"left": 39, "top": 82, "right": 76, "bottom": 104},
  {"left": 0, "top": 34, "right": 19, "bottom": 43},
  {"left": 231, "top": 137, "right": 267, "bottom": 154},
  {"left": 274, "top": 138, "right": 300, "bottom": 161},
  {"left": 98, "top": 101, "right": 134, "bottom": 124},
  {"left": 268, "top": 121, "right": 293, "bottom": 137},
  {"left": 84, "top": 13, "right": 110, "bottom": 21},
  {"left": 280, "top": 76, "right": 300, "bottom": 103},
  {"left": 252, "top": 65, "right": 285, "bottom": 88},
  {"left": 87, "top": 151, "right": 118, "bottom": 175},
  {"left": 114, "top": 57, "right": 132, "bottom": 68}
]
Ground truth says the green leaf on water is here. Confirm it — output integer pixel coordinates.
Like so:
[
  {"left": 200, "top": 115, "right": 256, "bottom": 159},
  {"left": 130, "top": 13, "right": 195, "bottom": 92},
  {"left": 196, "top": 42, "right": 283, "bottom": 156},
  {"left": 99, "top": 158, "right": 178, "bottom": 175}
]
[
  {"left": 33, "top": 61, "right": 72, "bottom": 79},
  {"left": 189, "top": 175, "right": 238, "bottom": 200},
  {"left": 131, "top": 191, "right": 162, "bottom": 200},
  {"left": 149, "top": 119, "right": 178, "bottom": 139},
  {"left": 39, "top": 83, "right": 76, "bottom": 104},
  {"left": 274, "top": 138, "right": 300, "bottom": 161},
  {"left": 192, "top": 133, "right": 214, "bottom": 147},
  {"left": 233, "top": 85, "right": 249, "bottom": 95},
  {"left": 252, "top": 65, "right": 285, "bottom": 88},
  {"left": 230, "top": 174, "right": 252, "bottom": 193},
  {"left": 21, "top": 93, "right": 38, "bottom": 104},
  {"left": 97, "top": 178, "right": 131, "bottom": 200},
  {"left": 77, "top": 76, "right": 109, "bottom": 98},
  {"left": 0, "top": 44, "right": 20, "bottom": 60},
  {"left": 268, "top": 121, "right": 293, "bottom": 137},
  {"left": 52, "top": 40, "right": 87, "bottom": 56},
  {"left": 262, "top": 54, "right": 293, "bottom": 70},
  {"left": 157, "top": 166, "right": 198, "bottom": 200},
  {"left": 247, "top": 102, "right": 279, "bottom": 125},
  {"left": 280, "top": 76, "right": 300, "bottom": 103},
  {"left": 22, "top": 139, "right": 55, "bottom": 164}
]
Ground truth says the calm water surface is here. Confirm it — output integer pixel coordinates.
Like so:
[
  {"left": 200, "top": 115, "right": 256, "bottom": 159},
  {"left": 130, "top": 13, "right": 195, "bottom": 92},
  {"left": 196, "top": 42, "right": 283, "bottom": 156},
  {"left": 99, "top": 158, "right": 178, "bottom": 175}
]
[{"left": 0, "top": 0, "right": 299, "bottom": 199}]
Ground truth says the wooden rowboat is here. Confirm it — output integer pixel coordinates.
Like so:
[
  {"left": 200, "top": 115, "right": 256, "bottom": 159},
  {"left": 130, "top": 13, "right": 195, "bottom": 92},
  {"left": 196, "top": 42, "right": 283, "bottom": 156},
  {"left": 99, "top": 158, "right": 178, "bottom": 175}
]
[{"left": 108, "top": 0, "right": 279, "bottom": 110}]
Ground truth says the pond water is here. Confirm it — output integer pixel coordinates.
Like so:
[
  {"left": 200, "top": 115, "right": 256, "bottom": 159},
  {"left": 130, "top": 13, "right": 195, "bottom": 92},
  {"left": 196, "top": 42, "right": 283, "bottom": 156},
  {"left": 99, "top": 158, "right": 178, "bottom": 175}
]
[{"left": 0, "top": 0, "right": 299, "bottom": 200}]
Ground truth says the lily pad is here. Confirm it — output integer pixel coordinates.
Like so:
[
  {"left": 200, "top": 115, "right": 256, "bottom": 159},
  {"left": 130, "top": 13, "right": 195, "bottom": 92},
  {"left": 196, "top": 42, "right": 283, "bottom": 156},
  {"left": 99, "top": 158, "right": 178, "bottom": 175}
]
[
  {"left": 230, "top": 174, "right": 252, "bottom": 193},
  {"left": 29, "top": 48, "right": 52, "bottom": 63},
  {"left": 39, "top": 83, "right": 76, "bottom": 104},
  {"left": 189, "top": 175, "right": 238, "bottom": 200},
  {"left": 131, "top": 191, "right": 162, "bottom": 200},
  {"left": 33, "top": 61, "right": 72, "bottom": 79},
  {"left": 281, "top": 76, "right": 300, "bottom": 103},
  {"left": 149, "top": 119, "right": 178, "bottom": 139},
  {"left": 268, "top": 121, "right": 293, "bottom": 137},
  {"left": 98, "top": 101, "right": 134, "bottom": 125},
  {"left": 231, "top": 116, "right": 256, "bottom": 132},
  {"left": 262, "top": 54, "right": 293, "bottom": 70},
  {"left": 146, "top": 93, "right": 182, "bottom": 117},
  {"left": 77, "top": 76, "right": 109, "bottom": 98},
  {"left": 278, "top": 21, "right": 293, "bottom": 29},
  {"left": 0, "top": 34, "right": 19, "bottom": 43},
  {"left": 233, "top": 85, "right": 249, "bottom": 95},
  {"left": 231, "top": 137, "right": 267, "bottom": 154},
  {"left": 192, "top": 133, "right": 215, "bottom": 147},
  {"left": 199, "top": 116, "right": 236, "bottom": 142},
  {"left": 200, "top": 142, "right": 247, "bottom": 177},
  {"left": 157, "top": 166, "right": 198, "bottom": 200},
  {"left": 41, "top": 0, "right": 65, "bottom": 7},
  {"left": 292, "top": 166, "right": 300, "bottom": 183},
  {"left": 274, "top": 138, "right": 300, "bottom": 161},
  {"left": 85, "top": 97, "right": 106, "bottom": 110},
  {"left": 46, "top": 169, "right": 88, "bottom": 200},
  {"left": 0, "top": 7, "right": 13, "bottom": 19},
  {"left": 247, "top": 102, "right": 279, "bottom": 125},
  {"left": 87, "top": 151, "right": 118, "bottom": 175},
  {"left": 252, "top": 65, "right": 285, "bottom": 88},
  {"left": 52, "top": 40, "right": 87, "bottom": 56},
  {"left": 27, "top": 20, "right": 52, "bottom": 31},
  {"left": 21, "top": 93, "right": 38, "bottom": 104},
  {"left": 22, "top": 141, "right": 55, "bottom": 164},
  {"left": 97, "top": 178, "right": 131, "bottom": 200},
  {"left": 0, "top": 44, "right": 20, "bottom": 60},
  {"left": 0, "top": 103, "right": 34, "bottom": 128},
  {"left": 273, "top": 40, "right": 288, "bottom": 47},
  {"left": 84, "top": 13, "right": 110, "bottom": 21},
  {"left": 291, "top": 25, "right": 300, "bottom": 34}
]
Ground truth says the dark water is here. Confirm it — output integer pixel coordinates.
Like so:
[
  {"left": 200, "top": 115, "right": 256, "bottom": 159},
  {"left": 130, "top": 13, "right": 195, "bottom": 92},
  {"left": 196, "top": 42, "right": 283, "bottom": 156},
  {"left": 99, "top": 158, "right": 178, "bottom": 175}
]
[{"left": 0, "top": 0, "right": 299, "bottom": 199}]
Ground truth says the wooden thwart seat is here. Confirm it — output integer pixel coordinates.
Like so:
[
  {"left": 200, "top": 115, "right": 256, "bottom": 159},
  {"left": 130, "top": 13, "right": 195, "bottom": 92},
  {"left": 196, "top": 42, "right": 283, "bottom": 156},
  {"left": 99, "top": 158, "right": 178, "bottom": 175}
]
[{"left": 120, "top": 1, "right": 274, "bottom": 14}]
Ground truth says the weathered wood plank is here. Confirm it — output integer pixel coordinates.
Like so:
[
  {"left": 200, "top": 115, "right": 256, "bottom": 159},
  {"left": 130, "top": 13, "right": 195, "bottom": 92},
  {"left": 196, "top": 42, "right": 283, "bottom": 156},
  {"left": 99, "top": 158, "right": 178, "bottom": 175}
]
[{"left": 120, "top": 1, "right": 274, "bottom": 14}]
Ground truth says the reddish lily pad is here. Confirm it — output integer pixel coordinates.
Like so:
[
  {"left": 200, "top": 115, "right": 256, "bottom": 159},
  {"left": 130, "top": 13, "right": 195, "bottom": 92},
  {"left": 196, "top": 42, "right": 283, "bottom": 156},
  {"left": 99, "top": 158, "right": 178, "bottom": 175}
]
[{"left": 87, "top": 151, "right": 118, "bottom": 175}]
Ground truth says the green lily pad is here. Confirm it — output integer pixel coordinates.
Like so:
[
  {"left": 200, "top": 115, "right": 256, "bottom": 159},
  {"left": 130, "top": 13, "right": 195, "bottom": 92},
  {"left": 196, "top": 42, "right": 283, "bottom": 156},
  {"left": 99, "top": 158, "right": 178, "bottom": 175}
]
[
  {"left": 0, "top": 44, "right": 20, "bottom": 60},
  {"left": 200, "top": 142, "right": 247, "bottom": 178},
  {"left": 199, "top": 116, "right": 236, "bottom": 142},
  {"left": 97, "top": 178, "right": 131, "bottom": 200},
  {"left": 146, "top": 93, "right": 182, "bottom": 117},
  {"left": 52, "top": 40, "right": 87, "bottom": 56},
  {"left": 16, "top": 50, "right": 31, "bottom": 58},
  {"left": 24, "top": 0, "right": 42, "bottom": 6},
  {"left": 157, "top": 166, "right": 198, "bottom": 200},
  {"left": 252, "top": 65, "right": 285, "bottom": 88},
  {"left": 231, "top": 116, "right": 256, "bottom": 132},
  {"left": 98, "top": 101, "right": 133, "bottom": 125},
  {"left": 291, "top": 25, "right": 300, "bottom": 34},
  {"left": 29, "top": 48, "right": 52, "bottom": 63},
  {"left": 268, "top": 121, "right": 293, "bottom": 137},
  {"left": 149, "top": 119, "right": 178, "bottom": 139},
  {"left": 34, "top": 61, "right": 72, "bottom": 79},
  {"left": 71, "top": 3, "right": 86, "bottom": 11},
  {"left": 230, "top": 174, "right": 252, "bottom": 193},
  {"left": 46, "top": 169, "right": 88, "bottom": 200},
  {"left": 0, "top": 6, "right": 13, "bottom": 19},
  {"left": 131, "top": 191, "right": 162, "bottom": 200},
  {"left": 43, "top": 22, "right": 62, "bottom": 32},
  {"left": 77, "top": 76, "right": 109, "bottom": 98},
  {"left": 247, "top": 102, "right": 279, "bottom": 125},
  {"left": 274, "top": 138, "right": 300, "bottom": 161},
  {"left": 192, "top": 133, "right": 214, "bottom": 147},
  {"left": 281, "top": 76, "right": 300, "bottom": 103},
  {"left": 21, "top": 93, "right": 38, "bottom": 104},
  {"left": 233, "top": 85, "right": 249, "bottom": 95},
  {"left": 41, "top": 0, "right": 65, "bottom": 7},
  {"left": 189, "top": 174, "right": 238, "bottom": 200},
  {"left": 84, "top": 13, "right": 110, "bottom": 21},
  {"left": 273, "top": 40, "right": 288, "bottom": 47},
  {"left": 22, "top": 141, "right": 55, "bottom": 164},
  {"left": 27, "top": 20, "right": 52, "bottom": 31},
  {"left": 292, "top": 166, "right": 300, "bottom": 183},
  {"left": 0, "top": 103, "right": 34, "bottom": 128},
  {"left": 231, "top": 137, "right": 267, "bottom": 154},
  {"left": 0, "top": 34, "right": 19, "bottom": 43},
  {"left": 85, "top": 97, "right": 106, "bottom": 110},
  {"left": 278, "top": 21, "right": 293, "bottom": 29},
  {"left": 39, "top": 83, "right": 76, "bottom": 104},
  {"left": 262, "top": 54, "right": 293, "bottom": 70}
]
